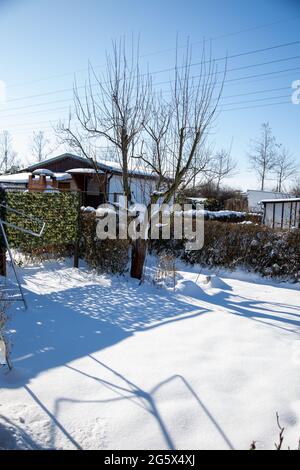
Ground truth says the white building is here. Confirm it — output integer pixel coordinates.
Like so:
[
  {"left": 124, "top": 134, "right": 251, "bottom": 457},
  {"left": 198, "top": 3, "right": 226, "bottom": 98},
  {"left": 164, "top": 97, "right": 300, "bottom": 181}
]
[{"left": 247, "top": 189, "right": 291, "bottom": 213}]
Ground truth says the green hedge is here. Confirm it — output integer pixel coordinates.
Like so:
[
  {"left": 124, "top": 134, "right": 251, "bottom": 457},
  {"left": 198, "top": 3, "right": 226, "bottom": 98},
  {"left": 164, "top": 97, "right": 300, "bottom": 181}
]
[{"left": 3, "top": 191, "right": 81, "bottom": 252}]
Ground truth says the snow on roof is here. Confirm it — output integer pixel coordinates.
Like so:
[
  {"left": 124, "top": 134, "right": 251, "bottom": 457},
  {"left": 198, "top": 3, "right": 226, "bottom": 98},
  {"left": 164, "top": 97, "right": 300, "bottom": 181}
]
[
  {"left": 33, "top": 168, "right": 55, "bottom": 177},
  {"left": 186, "top": 197, "right": 207, "bottom": 202},
  {"left": 0, "top": 171, "right": 72, "bottom": 183},
  {"left": 247, "top": 189, "right": 290, "bottom": 195},
  {"left": 51, "top": 173, "right": 72, "bottom": 181},
  {"left": 66, "top": 168, "right": 98, "bottom": 174},
  {"left": 260, "top": 197, "right": 300, "bottom": 204},
  {"left": 0, "top": 172, "right": 31, "bottom": 184}
]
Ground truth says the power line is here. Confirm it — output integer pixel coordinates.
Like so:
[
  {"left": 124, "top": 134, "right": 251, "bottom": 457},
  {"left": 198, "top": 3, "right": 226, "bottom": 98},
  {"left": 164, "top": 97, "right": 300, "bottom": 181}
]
[
  {"left": 0, "top": 55, "right": 298, "bottom": 115},
  {"left": 1, "top": 97, "right": 296, "bottom": 136},
  {"left": 0, "top": 65, "right": 297, "bottom": 121},
  {"left": 221, "top": 93, "right": 290, "bottom": 107},
  {"left": 7, "top": 16, "right": 299, "bottom": 90},
  {"left": 0, "top": 105, "right": 70, "bottom": 120},
  {"left": 151, "top": 39, "right": 300, "bottom": 77},
  {"left": 0, "top": 63, "right": 299, "bottom": 123},
  {"left": 221, "top": 100, "right": 292, "bottom": 112},
  {"left": 1, "top": 55, "right": 299, "bottom": 129},
  {"left": 221, "top": 85, "right": 289, "bottom": 99},
  {"left": 155, "top": 64, "right": 300, "bottom": 89},
  {"left": 4, "top": 38, "right": 300, "bottom": 105},
  {"left": 1, "top": 91, "right": 295, "bottom": 132},
  {"left": 0, "top": 84, "right": 291, "bottom": 117}
]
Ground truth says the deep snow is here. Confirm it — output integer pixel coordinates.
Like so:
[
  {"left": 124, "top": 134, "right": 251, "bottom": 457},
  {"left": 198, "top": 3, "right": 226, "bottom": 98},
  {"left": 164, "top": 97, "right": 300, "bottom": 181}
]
[{"left": 0, "top": 258, "right": 300, "bottom": 450}]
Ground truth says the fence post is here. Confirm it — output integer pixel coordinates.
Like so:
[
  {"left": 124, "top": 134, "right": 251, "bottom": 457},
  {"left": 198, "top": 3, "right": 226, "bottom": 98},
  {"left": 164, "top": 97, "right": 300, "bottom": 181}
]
[
  {"left": 0, "top": 245, "right": 6, "bottom": 277},
  {"left": 74, "top": 241, "right": 79, "bottom": 268}
]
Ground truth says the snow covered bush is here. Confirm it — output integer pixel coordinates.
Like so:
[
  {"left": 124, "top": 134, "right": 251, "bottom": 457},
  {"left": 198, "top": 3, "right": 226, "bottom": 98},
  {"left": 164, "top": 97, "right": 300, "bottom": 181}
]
[
  {"left": 80, "top": 211, "right": 129, "bottom": 274},
  {"left": 150, "top": 221, "right": 300, "bottom": 281},
  {"left": 154, "top": 252, "right": 177, "bottom": 288}
]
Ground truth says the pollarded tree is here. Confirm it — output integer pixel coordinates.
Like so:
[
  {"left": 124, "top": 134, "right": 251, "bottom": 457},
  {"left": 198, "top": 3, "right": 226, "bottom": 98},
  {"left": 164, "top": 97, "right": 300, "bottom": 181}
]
[{"left": 130, "top": 43, "right": 226, "bottom": 278}]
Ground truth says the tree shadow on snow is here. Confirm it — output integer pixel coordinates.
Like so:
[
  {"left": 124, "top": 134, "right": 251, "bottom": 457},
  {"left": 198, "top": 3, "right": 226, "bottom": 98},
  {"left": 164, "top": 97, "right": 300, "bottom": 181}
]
[
  {"left": 46, "top": 356, "right": 235, "bottom": 450},
  {"left": 176, "top": 273, "right": 300, "bottom": 334},
  {"left": 0, "top": 276, "right": 209, "bottom": 388}
]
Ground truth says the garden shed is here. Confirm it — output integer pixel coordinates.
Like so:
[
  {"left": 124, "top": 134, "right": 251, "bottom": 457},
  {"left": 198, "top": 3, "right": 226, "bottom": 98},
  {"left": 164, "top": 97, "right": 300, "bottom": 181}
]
[{"left": 261, "top": 198, "right": 300, "bottom": 229}]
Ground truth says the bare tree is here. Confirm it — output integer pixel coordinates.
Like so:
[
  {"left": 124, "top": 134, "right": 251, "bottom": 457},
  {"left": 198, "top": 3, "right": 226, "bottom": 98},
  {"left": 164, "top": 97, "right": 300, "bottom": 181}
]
[
  {"left": 273, "top": 145, "right": 297, "bottom": 192},
  {"left": 131, "top": 42, "right": 226, "bottom": 278},
  {"left": 30, "top": 130, "right": 52, "bottom": 163},
  {"left": 291, "top": 177, "right": 300, "bottom": 197},
  {"left": 0, "top": 131, "right": 19, "bottom": 173},
  {"left": 248, "top": 122, "right": 277, "bottom": 190},
  {"left": 58, "top": 38, "right": 151, "bottom": 203},
  {"left": 211, "top": 145, "right": 237, "bottom": 191}
]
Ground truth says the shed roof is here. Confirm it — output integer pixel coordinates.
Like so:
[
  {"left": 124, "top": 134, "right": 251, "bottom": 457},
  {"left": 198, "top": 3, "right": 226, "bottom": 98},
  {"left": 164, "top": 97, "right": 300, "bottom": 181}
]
[
  {"left": 24, "top": 153, "right": 158, "bottom": 179},
  {"left": 260, "top": 198, "right": 300, "bottom": 204}
]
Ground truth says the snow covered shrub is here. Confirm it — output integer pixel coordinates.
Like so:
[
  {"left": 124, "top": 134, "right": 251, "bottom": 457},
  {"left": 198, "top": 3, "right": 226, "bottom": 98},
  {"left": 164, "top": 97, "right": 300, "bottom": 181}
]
[
  {"left": 80, "top": 211, "right": 129, "bottom": 274},
  {"left": 150, "top": 221, "right": 300, "bottom": 281},
  {"left": 154, "top": 252, "right": 177, "bottom": 288},
  {"left": 187, "top": 222, "right": 300, "bottom": 280}
]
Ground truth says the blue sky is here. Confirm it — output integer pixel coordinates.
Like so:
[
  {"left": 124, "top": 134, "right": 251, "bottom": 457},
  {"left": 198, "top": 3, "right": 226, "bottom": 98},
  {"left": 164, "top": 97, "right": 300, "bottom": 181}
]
[{"left": 0, "top": 0, "right": 299, "bottom": 189}]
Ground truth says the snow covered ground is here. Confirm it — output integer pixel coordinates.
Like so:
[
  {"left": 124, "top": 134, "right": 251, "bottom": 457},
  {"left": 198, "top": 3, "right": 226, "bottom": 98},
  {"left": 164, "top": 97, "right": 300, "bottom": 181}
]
[{"left": 1, "top": 258, "right": 300, "bottom": 450}]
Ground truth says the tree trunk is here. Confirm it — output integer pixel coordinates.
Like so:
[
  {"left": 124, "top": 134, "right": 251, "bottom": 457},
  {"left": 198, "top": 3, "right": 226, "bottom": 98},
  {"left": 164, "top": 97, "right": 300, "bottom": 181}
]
[{"left": 130, "top": 238, "right": 147, "bottom": 280}]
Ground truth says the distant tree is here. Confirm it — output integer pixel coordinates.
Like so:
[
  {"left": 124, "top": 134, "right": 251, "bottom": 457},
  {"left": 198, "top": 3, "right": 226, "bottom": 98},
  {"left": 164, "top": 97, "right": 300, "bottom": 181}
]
[
  {"left": 212, "top": 146, "right": 237, "bottom": 190},
  {"left": 181, "top": 181, "right": 244, "bottom": 210},
  {"left": 30, "top": 131, "right": 51, "bottom": 163},
  {"left": 0, "top": 130, "right": 19, "bottom": 173},
  {"left": 273, "top": 145, "right": 297, "bottom": 192},
  {"left": 291, "top": 177, "right": 300, "bottom": 197},
  {"left": 248, "top": 122, "right": 277, "bottom": 190}
]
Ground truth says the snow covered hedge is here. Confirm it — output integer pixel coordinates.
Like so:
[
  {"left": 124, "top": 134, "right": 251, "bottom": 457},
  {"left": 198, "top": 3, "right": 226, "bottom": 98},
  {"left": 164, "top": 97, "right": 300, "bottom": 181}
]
[
  {"left": 151, "top": 221, "right": 300, "bottom": 281},
  {"left": 2, "top": 191, "right": 81, "bottom": 256},
  {"left": 177, "top": 209, "right": 261, "bottom": 223},
  {"left": 80, "top": 211, "right": 129, "bottom": 274}
]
